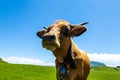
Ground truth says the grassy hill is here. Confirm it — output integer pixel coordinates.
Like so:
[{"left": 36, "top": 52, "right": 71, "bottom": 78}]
[
  {"left": 0, "top": 58, "right": 8, "bottom": 64},
  {"left": 0, "top": 59, "right": 120, "bottom": 80},
  {"left": 0, "top": 59, "right": 56, "bottom": 80},
  {"left": 88, "top": 66, "right": 120, "bottom": 80}
]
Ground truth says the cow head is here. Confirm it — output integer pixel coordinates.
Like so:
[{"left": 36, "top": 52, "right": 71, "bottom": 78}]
[{"left": 37, "top": 20, "right": 87, "bottom": 51}]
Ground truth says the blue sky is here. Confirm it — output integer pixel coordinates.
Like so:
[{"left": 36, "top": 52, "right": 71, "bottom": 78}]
[{"left": 0, "top": 0, "right": 120, "bottom": 66}]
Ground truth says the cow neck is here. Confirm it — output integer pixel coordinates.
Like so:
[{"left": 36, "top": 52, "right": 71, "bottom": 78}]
[{"left": 62, "top": 41, "right": 77, "bottom": 69}]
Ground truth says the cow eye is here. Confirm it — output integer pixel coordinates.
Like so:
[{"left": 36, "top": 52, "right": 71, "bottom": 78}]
[{"left": 61, "top": 26, "right": 69, "bottom": 36}]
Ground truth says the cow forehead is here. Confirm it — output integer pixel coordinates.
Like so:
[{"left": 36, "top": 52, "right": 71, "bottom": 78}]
[
  {"left": 49, "top": 20, "right": 70, "bottom": 30},
  {"left": 55, "top": 20, "right": 70, "bottom": 25}
]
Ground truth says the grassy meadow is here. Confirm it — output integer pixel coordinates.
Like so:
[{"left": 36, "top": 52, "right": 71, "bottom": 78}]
[
  {"left": 0, "top": 59, "right": 120, "bottom": 80},
  {"left": 88, "top": 66, "right": 120, "bottom": 80},
  {"left": 0, "top": 63, "right": 56, "bottom": 80}
]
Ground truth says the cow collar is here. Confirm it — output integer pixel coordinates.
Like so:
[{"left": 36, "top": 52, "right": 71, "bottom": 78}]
[
  {"left": 62, "top": 41, "right": 77, "bottom": 69},
  {"left": 58, "top": 41, "right": 77, "bottom": 80}
]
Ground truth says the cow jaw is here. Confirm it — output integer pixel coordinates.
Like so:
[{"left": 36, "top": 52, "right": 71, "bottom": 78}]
[{"left": 42, "top": 40, "right": 60, "bottom": 51}]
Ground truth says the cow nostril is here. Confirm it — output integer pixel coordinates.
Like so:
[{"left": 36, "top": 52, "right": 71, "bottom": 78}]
[
  {"left": 43, "top": 34, "right": 55, "bottom": 41},
  {"left": 50, "top": 35, "right": 55, "bottom": 39}
]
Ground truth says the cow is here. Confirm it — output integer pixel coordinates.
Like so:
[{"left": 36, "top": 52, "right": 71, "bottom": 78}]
[{"left": 37, "top": 20, "right": 90, "bottom": 80}]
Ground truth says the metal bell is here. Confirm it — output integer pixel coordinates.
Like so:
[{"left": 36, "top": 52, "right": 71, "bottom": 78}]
[{"left": 58, "top": 65, "right": 69, "bottom": 80}]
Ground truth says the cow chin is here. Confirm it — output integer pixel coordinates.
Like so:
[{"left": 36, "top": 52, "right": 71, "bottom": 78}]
[{"left": 42, "top": 41, "right": 60, "bottom": 51}]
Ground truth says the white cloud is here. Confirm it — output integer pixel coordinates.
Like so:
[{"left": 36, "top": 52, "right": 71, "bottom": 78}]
[
  {"left": 88, "top": 53, "right": 120, "bottom": 67},
  {"left": 2, "top": 57, "right": 55, "bottom": 66},
  {"left": 2, "top": 53, "right": 120, "bottom": 67}
]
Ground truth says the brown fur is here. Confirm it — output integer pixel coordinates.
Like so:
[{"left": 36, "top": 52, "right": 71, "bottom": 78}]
[{"left": 37, "top": 20, "right": 90, "bottom": 80}]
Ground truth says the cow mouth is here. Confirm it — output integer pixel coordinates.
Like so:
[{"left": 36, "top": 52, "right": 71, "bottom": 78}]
[{"left": 42, "top": 41, "right": 60, "bottom": 51}]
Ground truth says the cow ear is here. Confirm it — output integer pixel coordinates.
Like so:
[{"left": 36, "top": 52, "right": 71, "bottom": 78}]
[
  {"left": 70, "top": 25, "right": 87, "bottom": 37},
  {"left": 36, "top": 30, "right": 47, "bottom": 38}
]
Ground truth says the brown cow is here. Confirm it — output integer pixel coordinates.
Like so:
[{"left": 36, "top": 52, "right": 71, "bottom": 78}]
[{"left": 37, "top": 20, "right": 90, "bottom": 80}]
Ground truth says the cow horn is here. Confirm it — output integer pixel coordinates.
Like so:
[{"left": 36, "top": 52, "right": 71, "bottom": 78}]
[
  {"left": 43, "top": 27, "right": 48, "bottom": 30},
  {"left": 80, "top": 22, "right": 88, "bottom": 25}
]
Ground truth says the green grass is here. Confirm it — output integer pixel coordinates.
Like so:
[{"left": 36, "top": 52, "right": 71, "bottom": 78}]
[
  {"left": 88, "top": 66, "right": 120, "bottom": 80},
  {"left": 0, "top": 63, "right": 56, "bottom": 80},
  {"left": 0, "top": 60, "right": 120, "bottom": 80}
]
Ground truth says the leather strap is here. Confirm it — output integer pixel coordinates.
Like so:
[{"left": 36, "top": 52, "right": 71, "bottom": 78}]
[{"left": 62, "top": 42, "right": 77, "bottom": 69}]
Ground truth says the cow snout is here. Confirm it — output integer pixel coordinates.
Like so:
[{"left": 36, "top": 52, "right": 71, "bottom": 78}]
[
  {"left": 42, "top": 34, "right": 60, "bottom": 51},
  {"left": 43, "top": 34, "right": 56, "bottom": 41}
]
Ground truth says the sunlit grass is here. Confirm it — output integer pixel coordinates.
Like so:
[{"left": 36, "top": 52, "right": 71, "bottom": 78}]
[
  {"left": 88, "top": 66, "right": 120, "bottom": 80},
  {"left": 0, "top": 63, "right": 56, "bottom": 80},
  {"left": 0, "top": 60, "right": 120, "bottom": 80}
]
